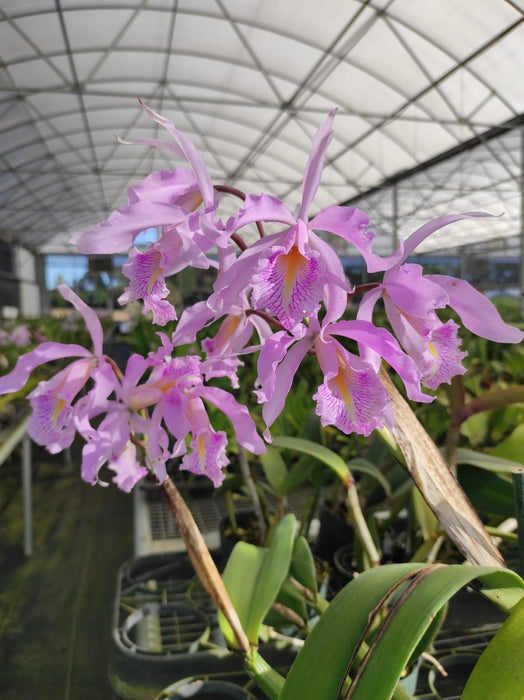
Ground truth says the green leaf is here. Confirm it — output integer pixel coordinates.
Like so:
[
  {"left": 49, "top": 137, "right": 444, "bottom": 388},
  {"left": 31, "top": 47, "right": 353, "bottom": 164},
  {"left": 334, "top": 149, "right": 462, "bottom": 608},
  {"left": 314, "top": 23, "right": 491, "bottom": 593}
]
[
  {"left": 219, "top": 514, "right": 296, "bottom": 647},
  {"left": 346, "top": 567, "right": 524, "bottom": 700},
  {"left": 280, "top": 564, "right": 524, "bottom": 700},
  {"left": 259, "top": 445, "right": 288, "bottom": 497},
  {"left": 411, "top": 486, "right": 438, "bottom": 541},
  {"left": 272, "top": 436, "right": 351, "bottom": 484},
  {"left": 280, "top": 563, "right": 424, "bottom": 700},
  {"left": 458, "top": 465, "right": 515, "bottom": 518},
  {"left": 461, "top": 595, "right": 524, "bottom": 700},
  {"left": 290, "top": 536, "right": 317, "bottom": 594},
  {"left": 455, "top": 447, "right": 522, "bottom": 473},
  {"left": 349, "top": 567, "right": 524, "bottom": 700},
  {"left": 281, "top": 452, "right": 332, "bottom": 494},
  {"left": 406, "top": 603, "right": 447, "bottom": 668},
  {"left": 244, "top": 648, "right": 285, "bottom": 700},
  {"left": 461, "top": 411, "right": 489, "bottom": 446},
  {"left": 264, "top": 576, "right": 308, "bottom": 628},
  {"left": 348, "top": 457, "right": 392, "bottom": 497},
  {"left": 219, "top": 541, "right": 267, "bottom": 648},
  {"left": 488, "top": 423, "right": 524, "bottom": 465},
  {"left": 300, "top": 409, "right": 322, "bottom": 443}
]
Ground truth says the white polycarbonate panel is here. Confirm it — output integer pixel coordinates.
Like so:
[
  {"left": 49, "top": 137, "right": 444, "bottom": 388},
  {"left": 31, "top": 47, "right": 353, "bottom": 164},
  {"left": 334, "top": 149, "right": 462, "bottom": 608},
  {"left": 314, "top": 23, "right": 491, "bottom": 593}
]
[{"left": 0, "top": 0, "right": 522, "bottom": 258}]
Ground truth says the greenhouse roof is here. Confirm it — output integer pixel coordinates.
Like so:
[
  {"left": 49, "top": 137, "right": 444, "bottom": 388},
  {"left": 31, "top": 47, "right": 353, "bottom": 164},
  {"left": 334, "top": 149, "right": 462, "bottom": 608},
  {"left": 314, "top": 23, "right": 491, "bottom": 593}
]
[{"left": 1, "top": 0, "right": 523, "bottom": 256}]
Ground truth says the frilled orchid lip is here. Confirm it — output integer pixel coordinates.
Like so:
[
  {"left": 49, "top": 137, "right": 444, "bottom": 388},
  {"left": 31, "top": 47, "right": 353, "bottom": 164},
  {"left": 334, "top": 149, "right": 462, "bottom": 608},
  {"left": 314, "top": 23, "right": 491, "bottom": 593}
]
[
  {"left": 313, "top": 351, "right": 393, "bottom": 437},
  {"left": 251, "top": 238, "right": 322, "bottom": 330}
]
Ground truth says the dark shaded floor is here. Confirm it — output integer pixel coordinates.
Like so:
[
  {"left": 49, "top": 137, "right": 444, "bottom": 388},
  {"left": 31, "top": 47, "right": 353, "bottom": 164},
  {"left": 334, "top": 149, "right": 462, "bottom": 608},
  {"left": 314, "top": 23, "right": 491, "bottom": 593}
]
[{"left": 0, "top": 444, "right": 134, "bottom": 700}]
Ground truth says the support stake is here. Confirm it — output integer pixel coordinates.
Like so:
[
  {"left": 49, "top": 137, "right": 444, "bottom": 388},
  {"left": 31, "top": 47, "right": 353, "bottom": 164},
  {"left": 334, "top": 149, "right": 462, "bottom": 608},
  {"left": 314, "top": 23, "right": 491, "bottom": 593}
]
[{"left": 512, "top": 467, "right": 524, "bottom": 577}]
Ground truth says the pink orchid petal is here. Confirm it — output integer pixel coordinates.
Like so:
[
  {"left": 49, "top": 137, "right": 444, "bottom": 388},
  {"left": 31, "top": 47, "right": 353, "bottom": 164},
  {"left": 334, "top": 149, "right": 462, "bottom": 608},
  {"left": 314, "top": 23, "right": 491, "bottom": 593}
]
[
  {"left": 356, "top": 286, "right": 384, "bottom": 324},
  {"left": 118, "top": 353, "right": 150, "bottom": 399},
  {"left": 251, "top": 240, "right": 321, "bottom": 329},
  {"left": 162, "top": 390, "right": 192, "bottom": 441},
  {"left": 27, "top": 359, "right": 94, "bottom": 453},
  {"left": 72, "top": 200, "right": 187, "bottom": 254},
  {"left": 200, "top": 385, "right": 266, "bottom": 454},
  {"left": 117, "top": 135, "right": 185, "bottom": 160},
  {"left": 145, "top": 404, "right": 171, "bottom": 483},
  {"left": 181, "top": 429, "right": 229, "bottom": 487},
  {"left": 229, "top": 193, "right": 296, "bottom": 231},
  {"left": 383, "top": 298, "right": 467, "bottom": 390},
  {"left": 308, "top": 229, "right": 352, "bottom": 324},
  {"left": 255, "top": 330, "right": 298, "bottom": 405},
  {"left": 328, "top": 320, "right": 432, "bottom": 403},
  {"left": 420, "top": 320, "right": 468, "bottom": 390},
  {"left": 427, "top": 275, "right": 524, "bottom": 344},
  {"left": 402, "top": 212, "right": 495, "bottom": 259},
  {"left": 298, "top": 109, "right": 336, "bottom": 220},
  {"left": 127, "top": 169, "right": 201, "bottom": 209},
  {"left": 208, "top": 231, "right": 287, "bottom": 314},
  {"left": 58, "top": 284, "right": 104, "bottom": 356},
  {"left": 0, "top": 341, "right": 91, "bottom": 394},
  {"left": 310, "top": 206, "right": 405, "bottom": 272},
  {"left": 139, "top": 100, "right": 215, "bottom": 206},
  {"left": 77, "top": 359, "right": 117, "bottom": 414},
  {"left": 79, "top": 409, "right": 131, "bottom": 485},
  {"left": 202, "top": 315, "right": 248, "bottom": 357},
  {"left": 384, "top": 264, "right": 449, "bottom": 317},
  {"left": 119, "top": 246, "right": 177, "bottom": 326},
  {"left": 258, "top": 336, "right": 312, "bottom": 438},
  {"left": 171, "top": 301, "right": 215, "bottom": 346},
  {"left": 109, "top": 440, "right": 149, "bottom": 492}
]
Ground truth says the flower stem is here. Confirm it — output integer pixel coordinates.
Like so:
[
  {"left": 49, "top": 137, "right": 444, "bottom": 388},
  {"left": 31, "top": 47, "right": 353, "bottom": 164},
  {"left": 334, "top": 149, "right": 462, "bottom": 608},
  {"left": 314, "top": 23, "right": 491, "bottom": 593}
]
[
  {"left": 238, "top": 445, "right": 267, "bottom": 540},
  {"left": 245, "top": 308, "right": 287, "bottom": 332},
  {"left": 344, "top": 479, "right": 381, "bottom": 567},
  {"left": 214, "top": 184, "right": 266, "bottom": 238},
  {"left": 444, "top": 375, "right": 466, "bottom": 475}
]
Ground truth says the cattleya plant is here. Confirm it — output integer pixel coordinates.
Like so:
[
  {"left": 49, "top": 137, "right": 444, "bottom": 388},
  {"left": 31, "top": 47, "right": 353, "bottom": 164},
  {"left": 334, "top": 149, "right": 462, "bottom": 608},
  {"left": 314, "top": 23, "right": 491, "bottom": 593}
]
[{"left": 1, "top": 102, "right": 524, "bottom": 699}]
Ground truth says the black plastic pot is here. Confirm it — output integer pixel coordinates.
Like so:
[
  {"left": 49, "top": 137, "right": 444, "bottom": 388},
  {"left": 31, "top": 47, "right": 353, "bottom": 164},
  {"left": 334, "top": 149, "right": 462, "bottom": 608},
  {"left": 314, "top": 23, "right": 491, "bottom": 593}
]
[
  {"left": 110, "top": 553, "right": 299, "bottom": 698},
  {"left": 219, "top": 509, "right": 262, "bottom": 560},
  {"left": 328, "top": 542, "right": 354, "bottom": 594},
  {"left": 156, "top": 678, "right": 257, "bottom": 699},
  {"left": 122, "top": 552, "right": 195, "bottom": 591},
  {"left": 313, "top": 504, "right": 354, "bottom": 565},
  {"left": 120, "top": 603, "right": 210, "bottom": 655}
]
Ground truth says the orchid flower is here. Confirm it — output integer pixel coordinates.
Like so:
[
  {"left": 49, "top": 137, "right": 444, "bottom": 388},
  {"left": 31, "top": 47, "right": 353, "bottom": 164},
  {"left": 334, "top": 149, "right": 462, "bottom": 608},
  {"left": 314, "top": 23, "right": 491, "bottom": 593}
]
[
  {"left": 75, "top": 402, "right": 149, "bottom": 492},
  {"left": 73, "top": 100, "right": 220, "bottom": 255},
  {"left": 358, "top": 213, "right": 524, "bottom": 389},
  {"left": 72, "top": 102, "right": 226, "bottom": 325},
  {"left": 10, "top": 325, "right": 31, "bottom": 347},
  {"left": 72, "top": 169, "right": 207, "bottom": 254},
  {"left": 255, "top": 315, "right": 431, "bottom": 440},
  {"left": 209, "top": 110, "right": 405, "bottom": 331},
  {"left": 0, "top": 285, "right": 114, "bottom": 453},
  {"left": 171, "top": 289, "right": 273, "bottom": 388},
  {"left": 122, "top": 339, "right": 266, "bottom": 486}
]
